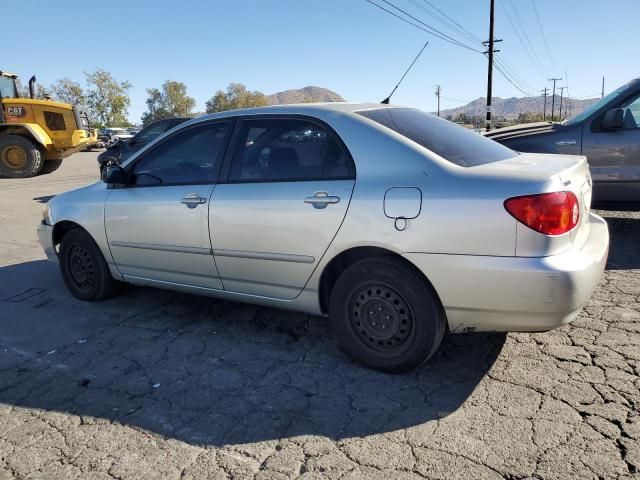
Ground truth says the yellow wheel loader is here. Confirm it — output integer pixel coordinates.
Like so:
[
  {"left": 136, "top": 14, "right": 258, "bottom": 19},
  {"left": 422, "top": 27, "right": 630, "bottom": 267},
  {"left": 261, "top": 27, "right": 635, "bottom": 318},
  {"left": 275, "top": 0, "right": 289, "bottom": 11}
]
[{"left": 0, "top": 71, "right": 97, "bottom": 178}]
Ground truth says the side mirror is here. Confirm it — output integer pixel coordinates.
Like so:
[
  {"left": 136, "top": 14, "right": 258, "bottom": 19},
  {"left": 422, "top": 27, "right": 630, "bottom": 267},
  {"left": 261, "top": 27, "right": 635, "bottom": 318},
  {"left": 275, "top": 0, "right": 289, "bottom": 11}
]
[
  {"left": 102, "top": 165, "right": 126, "bottom": 186},
  {"left": 601, "top": 108, "right": 624, "bottom": 130}
]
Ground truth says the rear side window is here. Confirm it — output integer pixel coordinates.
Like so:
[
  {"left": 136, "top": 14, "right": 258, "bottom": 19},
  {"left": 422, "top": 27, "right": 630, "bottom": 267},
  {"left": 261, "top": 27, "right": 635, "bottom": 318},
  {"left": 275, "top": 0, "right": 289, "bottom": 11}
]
[
  {"left": 229, "top": 118, "right": 354, "bottom": 182},
  {"left": 357, "top": 108, "right": 516, "bottom": 167}
]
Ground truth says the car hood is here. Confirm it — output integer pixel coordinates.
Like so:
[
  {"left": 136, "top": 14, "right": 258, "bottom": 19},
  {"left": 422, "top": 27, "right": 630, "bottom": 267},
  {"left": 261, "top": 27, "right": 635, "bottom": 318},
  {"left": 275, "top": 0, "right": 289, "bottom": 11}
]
[{"left": 484, "top": 122, "right": 563, "bottom": 141}]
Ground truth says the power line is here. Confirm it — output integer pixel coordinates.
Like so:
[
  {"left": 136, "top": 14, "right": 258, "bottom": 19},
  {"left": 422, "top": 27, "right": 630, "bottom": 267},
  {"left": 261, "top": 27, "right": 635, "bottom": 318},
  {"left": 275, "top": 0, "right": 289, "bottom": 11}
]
[
  {"left": 368, "top": 0, "right": 482, "bottom": 52},
  {"left": 421, "top": 0, "right": 484, "bottom": 44},
  {"left": 498, "top": 0, "right": 547, "bottom": 78},
  {"left": 493, "top": 60, "right": 536, "bottom": 97},
  {"left": 531, "top": 0, "right": 558, "bottom": 74},
  {"left": 365, "top": 0, "right": 445, "bottom": 37},
  {"left": 407, "top": 0, "right": 483, "bottom": 47},
  {"left": 366, "top": 0, "right": 542, "bottom": 103},
  {"left": 494, "top": 55, "right": 538, "bottom": 95},
  {"left": 508, "top": 0, "right": 549, "bottom": 76}
]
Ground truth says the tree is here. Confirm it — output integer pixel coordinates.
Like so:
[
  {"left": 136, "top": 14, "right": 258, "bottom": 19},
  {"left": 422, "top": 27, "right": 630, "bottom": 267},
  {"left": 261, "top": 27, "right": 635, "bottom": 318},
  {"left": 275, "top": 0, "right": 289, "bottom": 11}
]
[
  {"left": 50, "top": 78, "right": 85, "bottom": 106},
  {"left": 141, "top": 80, "right": 196, "bottom": 125},
  {"left": 205, "top": 83, "right": 267, "bottom": 113},
  {"left": 85, "top": 69, "right": 132, "bottom": 128}
]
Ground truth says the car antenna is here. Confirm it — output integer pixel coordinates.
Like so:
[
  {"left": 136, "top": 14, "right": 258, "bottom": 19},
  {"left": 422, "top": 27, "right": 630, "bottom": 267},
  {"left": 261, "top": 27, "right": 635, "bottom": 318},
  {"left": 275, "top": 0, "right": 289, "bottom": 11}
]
[{"left": 381, "top": 41, "right": 429, "bottom": 104}]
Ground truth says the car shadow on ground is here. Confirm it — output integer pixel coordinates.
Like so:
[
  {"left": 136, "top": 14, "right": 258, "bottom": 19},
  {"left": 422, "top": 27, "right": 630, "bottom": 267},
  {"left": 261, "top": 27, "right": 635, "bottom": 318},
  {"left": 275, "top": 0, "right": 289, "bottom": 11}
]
[
  {"left": 0, "top": 260, "right": 506, "bottom": 446},
  {"left": 602, "top": 215, "right": 640, "bottom": 270}
]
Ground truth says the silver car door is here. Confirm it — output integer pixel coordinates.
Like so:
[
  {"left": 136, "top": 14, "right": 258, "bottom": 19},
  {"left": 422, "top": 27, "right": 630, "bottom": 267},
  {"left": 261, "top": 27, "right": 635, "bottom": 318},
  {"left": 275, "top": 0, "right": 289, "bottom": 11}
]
[
  {"left": 582, "top": 92, "right": 640, "bottom": 202},
  {"left": 210, "top": 117, "right": 355, "bottom": 300},
  {"left": 105, "top": 121, "right": 232, "bottom": 289}
]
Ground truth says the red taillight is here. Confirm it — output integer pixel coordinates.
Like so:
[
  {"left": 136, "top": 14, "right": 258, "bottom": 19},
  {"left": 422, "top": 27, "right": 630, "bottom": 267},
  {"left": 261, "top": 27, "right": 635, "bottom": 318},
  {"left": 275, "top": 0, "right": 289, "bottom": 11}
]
[{"left": 504, "top": 191, "right": 579, "bottom": 236}]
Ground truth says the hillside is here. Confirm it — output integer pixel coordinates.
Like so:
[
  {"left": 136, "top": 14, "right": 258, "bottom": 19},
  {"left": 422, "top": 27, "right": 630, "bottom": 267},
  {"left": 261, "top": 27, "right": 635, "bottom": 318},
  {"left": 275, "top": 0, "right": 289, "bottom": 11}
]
[
  {"left": 440, "top": 95, "right": 599, "bottom": 120},
  {"left": 268, "top": 86, "right": 345, "bottom": 105}
]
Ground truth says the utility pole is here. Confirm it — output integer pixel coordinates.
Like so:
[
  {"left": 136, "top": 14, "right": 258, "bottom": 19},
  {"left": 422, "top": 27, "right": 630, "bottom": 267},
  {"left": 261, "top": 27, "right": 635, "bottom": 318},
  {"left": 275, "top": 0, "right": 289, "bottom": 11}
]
[
  {"left": 541, "top": 88, "right": 548, "bottom": 121},
  {"left": 435, "top": 85, "right": 441, "bottom": 117},
  {"left": 559, "top": 86, "right": 564, "bottom": 121},
  {"left": 483, "top": 0, "right": 501, "bottom": 131},
  {"left": 601, "top": 76, "right": 605, "bottom": 98},
  {"left": 548, "top": 77, "right": 562, "bottom": 121}
]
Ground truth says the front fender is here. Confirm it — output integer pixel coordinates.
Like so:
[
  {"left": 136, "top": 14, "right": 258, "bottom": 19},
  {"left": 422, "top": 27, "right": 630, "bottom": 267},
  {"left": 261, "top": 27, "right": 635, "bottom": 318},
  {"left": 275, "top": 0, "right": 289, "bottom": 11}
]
[{"left": 49, "top": 182, "right": 122, "bottom": 279}]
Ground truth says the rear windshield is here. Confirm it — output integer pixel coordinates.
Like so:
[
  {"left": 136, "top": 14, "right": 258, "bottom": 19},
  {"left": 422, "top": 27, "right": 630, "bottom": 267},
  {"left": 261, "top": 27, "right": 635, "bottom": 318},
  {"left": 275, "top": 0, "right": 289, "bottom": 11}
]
[{"left": 357, "top": 108, "right": 517, "bottom": 167}]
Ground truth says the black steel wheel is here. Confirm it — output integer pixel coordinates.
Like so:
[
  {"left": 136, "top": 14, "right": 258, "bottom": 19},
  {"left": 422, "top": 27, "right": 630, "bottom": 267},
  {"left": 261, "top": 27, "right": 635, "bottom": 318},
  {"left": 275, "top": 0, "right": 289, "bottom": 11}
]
[
  {"left": 59, "top": 228, "right": 119, "bottom": 301},
  {"left": 330, "top": 257, "right": 446, "bottom": 373},
  {"left": 349, "top": 282, "right": 415, "bottom": 355},
  {"left": 66, "top": 243, "right": 96, "bottom": 293}
]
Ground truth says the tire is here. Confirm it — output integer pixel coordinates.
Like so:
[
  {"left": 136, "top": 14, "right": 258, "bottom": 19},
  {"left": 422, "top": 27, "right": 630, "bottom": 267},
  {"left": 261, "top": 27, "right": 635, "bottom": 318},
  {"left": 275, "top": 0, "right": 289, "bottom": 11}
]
[
  {"left": 40, "top": 159, "right": 63, "bottom": 175},
  {"left": 59, "top": 229, "right": 119, "bottom": 301},
  {"left": 0, "top": 135, "right": 44, "bottom": 178},
  {"left": 329, "top": 257, "right": 446, "bottom": 373}
]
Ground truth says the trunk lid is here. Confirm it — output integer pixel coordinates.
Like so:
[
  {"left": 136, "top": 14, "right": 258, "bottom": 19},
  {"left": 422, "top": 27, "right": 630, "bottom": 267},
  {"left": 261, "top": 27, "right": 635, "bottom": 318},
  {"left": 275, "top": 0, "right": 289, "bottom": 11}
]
[{"left": 469, "top": 152, "right": 592, "bottom": 256}]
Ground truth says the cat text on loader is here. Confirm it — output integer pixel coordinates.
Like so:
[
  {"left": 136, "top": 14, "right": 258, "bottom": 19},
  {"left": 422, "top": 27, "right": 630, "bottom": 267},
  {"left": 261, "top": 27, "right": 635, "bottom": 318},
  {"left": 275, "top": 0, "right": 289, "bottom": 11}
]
[{"left": 0, "top": 71, "right": 97, "bottom": 178}]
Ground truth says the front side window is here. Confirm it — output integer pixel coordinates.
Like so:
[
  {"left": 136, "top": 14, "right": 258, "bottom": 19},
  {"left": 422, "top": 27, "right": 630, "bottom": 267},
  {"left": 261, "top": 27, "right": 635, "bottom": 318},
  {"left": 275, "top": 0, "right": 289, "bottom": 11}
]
[
  {"left": 564, "top": 81, "right": 633, "bottom": 126},
  {"left": 621, "top": 94, "right": 640, "bottom": 130},
  {"left": 229, "top": 119, "right": 354, "bottom": 182},
  {"left": 0, "top": 77, "right": 17, "bottom": 98},
  {"left": 132, "top": 122, "right": 229, "bottom": 185},
  {"left": 358, "top": 108, "right": 516, "bottom": 167}
]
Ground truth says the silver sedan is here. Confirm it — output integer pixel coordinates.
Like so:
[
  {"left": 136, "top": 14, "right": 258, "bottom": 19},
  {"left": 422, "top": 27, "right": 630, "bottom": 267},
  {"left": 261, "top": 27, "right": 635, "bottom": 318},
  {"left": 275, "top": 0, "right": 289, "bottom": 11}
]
[{"left": 38, "top": 103, "right": 609, "bottom": 372}]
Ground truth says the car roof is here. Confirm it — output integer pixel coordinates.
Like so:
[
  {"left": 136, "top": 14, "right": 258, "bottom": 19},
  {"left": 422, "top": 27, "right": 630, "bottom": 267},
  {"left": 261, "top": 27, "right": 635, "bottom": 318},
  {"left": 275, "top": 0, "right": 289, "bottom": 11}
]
[{"left": 191, "top": 102, "right": 402, "bottom": 123}]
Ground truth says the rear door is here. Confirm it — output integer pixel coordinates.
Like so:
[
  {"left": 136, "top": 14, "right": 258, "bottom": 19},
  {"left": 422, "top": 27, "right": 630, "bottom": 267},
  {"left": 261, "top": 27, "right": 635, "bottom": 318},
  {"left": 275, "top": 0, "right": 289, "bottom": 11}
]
[
  {"left": 210, "top": 116, "right": 356, "bottom": 299},
  {"left": 582, "top": 91, "right": 640, "bottom": 202}
]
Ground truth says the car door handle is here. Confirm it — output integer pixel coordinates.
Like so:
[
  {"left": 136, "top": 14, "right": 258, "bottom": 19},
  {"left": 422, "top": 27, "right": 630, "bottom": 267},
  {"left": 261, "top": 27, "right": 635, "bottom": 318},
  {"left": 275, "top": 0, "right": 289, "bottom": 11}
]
[
  {"left": 180, "top": 193, "right": 207, "bottom": 209},
  {"left": 304, "top": 191, "right": 340, "bottom": 209}
]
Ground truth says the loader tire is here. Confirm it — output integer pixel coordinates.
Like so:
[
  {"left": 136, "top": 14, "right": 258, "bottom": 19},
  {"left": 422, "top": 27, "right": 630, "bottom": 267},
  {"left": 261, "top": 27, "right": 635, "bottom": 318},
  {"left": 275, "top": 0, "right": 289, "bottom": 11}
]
[{"left": 0, "top": 135, "right": 44, "bottom": 178}]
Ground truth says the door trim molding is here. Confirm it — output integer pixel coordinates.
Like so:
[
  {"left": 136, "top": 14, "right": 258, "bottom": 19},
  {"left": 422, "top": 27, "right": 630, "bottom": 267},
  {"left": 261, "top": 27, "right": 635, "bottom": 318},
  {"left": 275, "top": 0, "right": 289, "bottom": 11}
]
[
  {"left": 110, "top": 241, "right": 212, "bottom": 255},
  {"left": 213, "top": 248, "right": 315, "bottom": 264}
]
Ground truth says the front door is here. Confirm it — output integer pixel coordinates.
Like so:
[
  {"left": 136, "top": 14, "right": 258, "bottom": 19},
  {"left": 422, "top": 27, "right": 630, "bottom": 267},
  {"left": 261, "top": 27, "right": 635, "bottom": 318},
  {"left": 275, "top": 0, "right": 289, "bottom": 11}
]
[
  {"left": 583, "top": 92, "right": 640, "bottom": 202},
  {"left": 210, "top": 117, "right": 356, "bottom": 299},
  {"left": 105, "top": 121, "right": 232, "bottom": 289}
]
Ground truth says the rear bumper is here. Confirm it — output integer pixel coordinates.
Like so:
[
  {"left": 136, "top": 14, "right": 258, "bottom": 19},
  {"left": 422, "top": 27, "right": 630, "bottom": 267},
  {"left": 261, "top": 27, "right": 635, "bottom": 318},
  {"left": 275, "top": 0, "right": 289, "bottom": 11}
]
[
  {"left": 37, "top": 221, "right": 57, "bottom": 262},
  {"left": 404, "top": 213, "right": 609, "bottom": 333}
]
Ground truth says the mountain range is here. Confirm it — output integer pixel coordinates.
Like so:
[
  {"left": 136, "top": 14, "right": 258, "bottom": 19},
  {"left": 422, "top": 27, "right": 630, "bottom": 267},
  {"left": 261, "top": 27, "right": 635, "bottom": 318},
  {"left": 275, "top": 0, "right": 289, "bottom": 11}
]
[
  {"left": 439, "top": 95, "right": 599, "bottom": 120},
  {"left": 268, "top": 86, "right": 345, "bottom": 105}
]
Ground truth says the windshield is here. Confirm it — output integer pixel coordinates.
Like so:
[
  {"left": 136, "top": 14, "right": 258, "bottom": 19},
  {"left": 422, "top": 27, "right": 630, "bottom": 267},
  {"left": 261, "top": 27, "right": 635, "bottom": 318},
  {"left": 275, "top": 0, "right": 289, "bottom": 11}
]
[
  {"left": 563, "top": 81, "right": 633, "bottom": 126},
  {"left": 358, "top": 108, "right": 517, "bottom": 167},
  {"left": 0, "top": 76, "right": 18, "bottom": 98}
]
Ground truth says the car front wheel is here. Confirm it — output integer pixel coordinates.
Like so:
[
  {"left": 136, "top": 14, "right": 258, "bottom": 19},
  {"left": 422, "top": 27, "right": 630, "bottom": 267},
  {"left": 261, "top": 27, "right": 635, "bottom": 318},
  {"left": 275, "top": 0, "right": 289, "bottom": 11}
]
[
  {"left": 329, "top": 257, "right": 446, "bottom": 373},
  {"left": 59, "top": 229, "right": 119, "bottom": 301}
]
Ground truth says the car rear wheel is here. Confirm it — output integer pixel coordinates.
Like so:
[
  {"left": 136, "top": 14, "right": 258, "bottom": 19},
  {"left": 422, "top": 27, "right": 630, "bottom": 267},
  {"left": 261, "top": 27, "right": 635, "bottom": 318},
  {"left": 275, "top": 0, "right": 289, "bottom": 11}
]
[
  {"left": 59, "top": 229, "right": 119, "bottom": 301},
  {"left": 0, "top": 135, "right": 44, "bottom": 178},
  {"left": 329, "top": 257, "right": 446, "bottom": 373},
  {"left": 40, "top": 159, "right": 63, "bottom": 175}
]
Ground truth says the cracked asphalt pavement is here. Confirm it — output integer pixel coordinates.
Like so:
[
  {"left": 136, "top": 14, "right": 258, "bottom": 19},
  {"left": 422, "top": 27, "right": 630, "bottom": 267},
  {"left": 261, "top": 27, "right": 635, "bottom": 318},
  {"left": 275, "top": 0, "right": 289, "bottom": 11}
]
[{"left": 0, "top": 152, "right": 639, "bottom": 479}]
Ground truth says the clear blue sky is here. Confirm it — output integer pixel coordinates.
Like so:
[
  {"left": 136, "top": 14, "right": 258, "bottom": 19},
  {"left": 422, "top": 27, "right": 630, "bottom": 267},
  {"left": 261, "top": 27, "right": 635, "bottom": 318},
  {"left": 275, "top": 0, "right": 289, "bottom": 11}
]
[{"left": 7, "top": 0, "right": 638, "bottom": 123}]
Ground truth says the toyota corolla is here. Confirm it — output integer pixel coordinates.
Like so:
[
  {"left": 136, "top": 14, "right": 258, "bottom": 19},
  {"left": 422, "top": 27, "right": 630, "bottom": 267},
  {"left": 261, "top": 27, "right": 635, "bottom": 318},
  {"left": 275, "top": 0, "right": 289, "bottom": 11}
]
[{"left": 37, "top": 103, "right": 609, "bottom": 372}]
